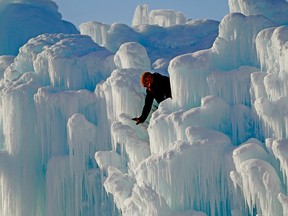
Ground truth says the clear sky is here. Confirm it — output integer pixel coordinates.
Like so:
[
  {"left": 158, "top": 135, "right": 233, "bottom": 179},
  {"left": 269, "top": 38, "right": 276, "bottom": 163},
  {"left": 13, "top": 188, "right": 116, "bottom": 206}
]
[{"left": 53, "top": 0, "right": 230, "bottom": 28}]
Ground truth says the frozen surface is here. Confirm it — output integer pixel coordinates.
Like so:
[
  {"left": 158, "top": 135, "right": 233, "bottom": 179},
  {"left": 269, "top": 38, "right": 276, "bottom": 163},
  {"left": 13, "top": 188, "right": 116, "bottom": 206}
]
[
  {"left": 80, "top": 16, "right": 219, "bottom": 70},
  {"left": 0, "top": 0, "right": 79, "bottom": 56},
  {"left": 1, "top": 0, "right": 288, "bottom": 216},
  {"left": 228, "top": 0, "right": 288, "bottom": 25}
]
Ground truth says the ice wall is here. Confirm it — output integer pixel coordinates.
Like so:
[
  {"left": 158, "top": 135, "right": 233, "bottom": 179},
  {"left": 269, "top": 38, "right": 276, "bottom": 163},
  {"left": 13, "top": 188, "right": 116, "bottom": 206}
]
[
  {"left": 136, "top": 127, "right": 233, "bottom": 214},
  {"left": 252, "top": 26, "right": 288, "bottom": 138},
  {"left": 1, "top": 0, "right": 288, "bottom": 216},
  {"left": 80, "top": 11, "right": 219, "bottom": 65},
  {"left": 0, "top": 0, "right": 79, "bottom": 56},
  {"left": 168, "top": 12, "right": 274, "bottom": 111},
  {"left": 0, "top": 33, "right": 116, "bottom": 216},
  {"left": 230, "top": 139, "right": 283, "bottom": 216},
  {"left": 96, "top": 1, "right": 288, "bottom": 216}
]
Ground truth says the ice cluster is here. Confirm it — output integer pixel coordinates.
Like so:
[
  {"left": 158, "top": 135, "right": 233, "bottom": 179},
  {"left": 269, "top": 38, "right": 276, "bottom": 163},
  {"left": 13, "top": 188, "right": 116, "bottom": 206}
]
[
  {"left": 0, "top": 0, "right": 78, "bottom": 56},
  {"left": 132, "top": 4, "right": 187, "bottom": 27},
  {"left": 0, "top": 0, "right": 288, "bottom": 216}
]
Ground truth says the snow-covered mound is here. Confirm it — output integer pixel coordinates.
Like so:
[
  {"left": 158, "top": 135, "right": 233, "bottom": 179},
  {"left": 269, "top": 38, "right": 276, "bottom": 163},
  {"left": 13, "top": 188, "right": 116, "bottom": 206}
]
[
  {"left": 0, "top": 0, "right": 79, "bottom": 56},
  {"left": 1, "top": 0, "right": 288, "bottom": 216},
  {"left": 80, "top": 18, "right": 219, "bottom": 67}
]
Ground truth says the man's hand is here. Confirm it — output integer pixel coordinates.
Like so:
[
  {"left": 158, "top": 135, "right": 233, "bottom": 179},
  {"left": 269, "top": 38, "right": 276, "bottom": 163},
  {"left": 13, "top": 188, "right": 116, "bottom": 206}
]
[{"left": 132, "top": 117, "right": 141, "bottom": 125}]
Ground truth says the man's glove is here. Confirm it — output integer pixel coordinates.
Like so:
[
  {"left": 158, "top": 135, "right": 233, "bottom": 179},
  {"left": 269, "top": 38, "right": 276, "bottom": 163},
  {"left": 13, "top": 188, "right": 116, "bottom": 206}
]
[{"left": 132, "top": 117, "right": 142, "bottom": 125}]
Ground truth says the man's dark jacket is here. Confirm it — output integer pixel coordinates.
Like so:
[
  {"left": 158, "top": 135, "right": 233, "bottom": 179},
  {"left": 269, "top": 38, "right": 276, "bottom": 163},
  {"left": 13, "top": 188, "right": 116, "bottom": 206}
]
[{"left": 139, "top": 73, "right": 171, "bottom": 123}]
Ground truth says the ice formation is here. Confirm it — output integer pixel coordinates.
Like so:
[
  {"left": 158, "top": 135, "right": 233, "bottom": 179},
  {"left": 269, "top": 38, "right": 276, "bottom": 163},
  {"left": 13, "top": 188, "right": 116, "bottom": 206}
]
[
  {"left": 0, "top": 0, "right": 79, "bottom": 56},
  {"left": 0, "top": 0, "right": 288, "bottom": 216},
  {"left": 229, "top": 0, "right": 288, "bottom": 25},
  {"left": 80, "top": 16, "right": 219, "bottom": 66},
  {"left": 148, "top": 9, "right": 186, "bottom": 27},
  {"left": 132, "top": 4, "right": 187, "bottom": 27}
]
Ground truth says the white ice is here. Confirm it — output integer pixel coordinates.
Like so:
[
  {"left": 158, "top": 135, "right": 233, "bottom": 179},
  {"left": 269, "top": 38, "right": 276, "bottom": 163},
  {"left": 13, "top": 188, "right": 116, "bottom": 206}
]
[
  {"left": 0, "top": 0, "right": 288, "bottom": 216},
  {"left": 132, "top": 4, "right": 187, "bottom": 27},
  {"left": 0, "top": 0, "right": 78, "bottom": 56}
]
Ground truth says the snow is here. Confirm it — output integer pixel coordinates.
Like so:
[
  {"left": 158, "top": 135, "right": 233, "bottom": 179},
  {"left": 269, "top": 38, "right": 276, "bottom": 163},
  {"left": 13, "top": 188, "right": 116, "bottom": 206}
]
[{"left": 0, "top": 0, "right": 288, "bottom": 216}]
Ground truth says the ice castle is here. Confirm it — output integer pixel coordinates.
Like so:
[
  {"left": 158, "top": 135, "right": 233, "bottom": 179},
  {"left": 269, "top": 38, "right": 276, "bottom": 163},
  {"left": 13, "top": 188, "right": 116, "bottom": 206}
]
[{"left": 0, "top": 0, "right": 288, "bottom": 215}]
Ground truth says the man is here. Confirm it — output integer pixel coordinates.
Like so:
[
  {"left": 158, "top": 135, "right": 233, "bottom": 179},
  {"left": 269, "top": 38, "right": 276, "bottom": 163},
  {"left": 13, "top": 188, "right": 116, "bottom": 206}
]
[{"left": 132, "top": 71, "right": 172, "bottom": 125}]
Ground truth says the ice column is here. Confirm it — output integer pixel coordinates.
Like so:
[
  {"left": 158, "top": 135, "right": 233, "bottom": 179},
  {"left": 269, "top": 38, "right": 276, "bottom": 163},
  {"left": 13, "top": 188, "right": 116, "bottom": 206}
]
[
  {"left": 132, "top": 4, "right": 149, "bottom": 26},
  {"left": 136, "top": 127, "right": 233, "bottom": 216},
  {"left": 0, "top": 72, "right": 44, "bottom": 216},
  {"left": 68, "top": 114, "right": 111, "bottom": 215},
  {"left": 252, "top": 26, "right": 288, "bottom": 138},
  {"left": 231, "top": 140, "right": 283, "bottom": 215},
  {"left": 96, "top": 42, "right": 151, "bottom": 123},
  {"left": 80, "top": 21, "right": 110, "bottom": 47}
]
